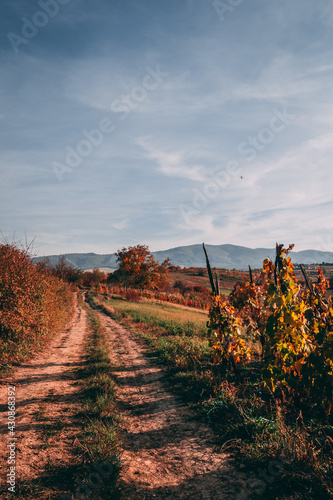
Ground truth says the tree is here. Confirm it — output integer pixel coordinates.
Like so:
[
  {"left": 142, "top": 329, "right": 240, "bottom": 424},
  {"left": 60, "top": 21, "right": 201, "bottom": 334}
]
[
  {"left": 111, "top": 244, "right": 170, "bottom": 290},
  {"left": 82, "top": 268, "right": 107, "bottom": 288},
  {"left": 37, "top": 256, "right": 84, "bottom": 287}
]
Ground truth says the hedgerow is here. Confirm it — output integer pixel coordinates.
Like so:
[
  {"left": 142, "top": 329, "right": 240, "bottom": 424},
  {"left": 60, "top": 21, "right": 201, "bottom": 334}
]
[{"left": 0, "top": 243, "right": 74, "bottom": 369}]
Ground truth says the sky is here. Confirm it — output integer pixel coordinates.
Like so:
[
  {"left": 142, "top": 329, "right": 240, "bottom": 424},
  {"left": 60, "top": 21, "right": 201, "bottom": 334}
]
[{"left": 1, "top": 0, "right": 333, "bottom": 257}]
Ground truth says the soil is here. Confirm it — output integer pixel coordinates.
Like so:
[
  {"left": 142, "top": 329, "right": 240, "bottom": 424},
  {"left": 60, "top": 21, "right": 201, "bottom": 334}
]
[
  {"left": 97, "top": 306, "right": 247, "bottom": 499},
  {"left": 0, "top": 294, "right": 87, "bottom": 498},
  {"left": 0, "top": 295, "right": 247, "bottom": 499}
]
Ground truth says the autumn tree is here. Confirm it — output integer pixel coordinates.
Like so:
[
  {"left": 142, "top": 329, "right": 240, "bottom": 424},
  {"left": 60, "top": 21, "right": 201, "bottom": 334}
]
[
  {"left": 82, "top": 268, "right": 107, "bottom": 288},
  {"left": 111, "top": 244, "right": 170, "bottom": 290},
  {"left": 37, "top": 255, "right": 84, "bottom": 286}
]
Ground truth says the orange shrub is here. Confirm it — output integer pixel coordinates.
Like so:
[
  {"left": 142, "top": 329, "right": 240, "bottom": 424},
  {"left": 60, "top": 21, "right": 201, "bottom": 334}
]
[
  {"left": 125, "top": 289, "right": 141, "bottom": 302},
  {"left": 0, "top": 243, "right": 74, "bottom": 367}
]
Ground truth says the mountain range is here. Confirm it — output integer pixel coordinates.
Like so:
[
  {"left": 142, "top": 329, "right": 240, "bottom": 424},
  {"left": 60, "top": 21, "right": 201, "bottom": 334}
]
[{"left": 32, "top": 244, "right": 333, "bottom": 271}]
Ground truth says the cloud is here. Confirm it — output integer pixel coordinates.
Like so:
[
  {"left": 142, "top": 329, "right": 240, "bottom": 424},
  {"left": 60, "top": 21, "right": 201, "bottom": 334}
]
[
  {"left": 1, "top": 0, "right": 333, "bottom": 255},
  {"left": 137, "top": 137, "right": 208, "bottom": 181},
  {"left": 113, "top": 219, "right": 130, "bottom": 230}
]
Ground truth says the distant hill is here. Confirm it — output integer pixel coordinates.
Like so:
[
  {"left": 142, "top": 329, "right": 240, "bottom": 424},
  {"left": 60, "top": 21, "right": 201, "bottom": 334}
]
[
  {"left": 155, "top": 244, "right": 333, "bottom": 268},
  {"left": 32, "top": 244, "right": 333, "bottom": 271},
  {"left": 32, "top": 252, "right": 118, "bottom": 271}
]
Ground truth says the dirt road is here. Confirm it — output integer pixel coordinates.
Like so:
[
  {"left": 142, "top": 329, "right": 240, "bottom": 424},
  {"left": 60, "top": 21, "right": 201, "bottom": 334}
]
[
  {"left": 97, "top": 307, "right": 246, "bottom": 499},
  {"left": 1, "top": 296, "right": 246, "bottom": 499},
  {"left": 0, "top": 294, "right": 87, "bottom": 497}
]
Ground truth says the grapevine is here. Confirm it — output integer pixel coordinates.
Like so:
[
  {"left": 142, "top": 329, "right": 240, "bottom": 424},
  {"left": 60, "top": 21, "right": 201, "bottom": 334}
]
[{"left": 205, "top": 242, "right": 333, "bottom": 411}]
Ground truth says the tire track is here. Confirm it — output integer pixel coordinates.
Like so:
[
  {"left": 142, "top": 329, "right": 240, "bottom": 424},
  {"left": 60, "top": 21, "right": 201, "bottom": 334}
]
[
  {"left": 0, "top": 293, "right": 87, "bottom": 497},
  {"left": 96, "top": 307, "right": 247, "bottom": 499}
]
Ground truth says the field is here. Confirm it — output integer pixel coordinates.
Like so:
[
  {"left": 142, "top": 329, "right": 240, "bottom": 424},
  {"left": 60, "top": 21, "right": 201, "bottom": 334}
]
[
  {"left": 169, "top": 267, "right": 248, "bottom": 293},
  {"left": 106, "top": 298, "right": 208, "bottom": 332}
]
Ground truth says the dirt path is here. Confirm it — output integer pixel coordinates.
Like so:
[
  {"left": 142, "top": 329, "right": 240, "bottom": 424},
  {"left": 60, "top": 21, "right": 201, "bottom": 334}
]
[
  {"left": 1, "top": 295, "right": 247, "bottom": 499},
  {"left": 0, "top": 293, "right": 87, "bottom": 497},
  {"left": 96, "top": 307, "right": 247, "bottom": 499}
]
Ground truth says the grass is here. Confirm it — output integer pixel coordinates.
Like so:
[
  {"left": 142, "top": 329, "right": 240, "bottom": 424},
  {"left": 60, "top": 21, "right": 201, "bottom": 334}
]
[
  {"left": 73, "top": 295, "right": 123, "bottom": 498},
  {"left": 106, "top": 298, "right": 208, "bottom": 337},
  {"left": 33, "top": 406, "right": 48, "bottom": 421},
  {"left": 95, "top": 293, "right": 333, "bottom": 500}
]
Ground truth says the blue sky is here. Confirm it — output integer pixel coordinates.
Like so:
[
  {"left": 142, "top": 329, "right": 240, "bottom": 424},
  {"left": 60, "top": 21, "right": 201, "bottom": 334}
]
[{"left": 1, "top": 0, "right": 333, "bottom": 256}]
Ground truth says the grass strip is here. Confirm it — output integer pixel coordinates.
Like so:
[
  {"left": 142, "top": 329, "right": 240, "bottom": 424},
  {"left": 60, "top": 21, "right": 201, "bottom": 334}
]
[{"left": 73, "top": 296, "right": 123, "bottom": 499}]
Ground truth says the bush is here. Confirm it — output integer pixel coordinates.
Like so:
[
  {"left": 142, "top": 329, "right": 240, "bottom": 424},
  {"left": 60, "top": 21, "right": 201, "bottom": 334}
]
[
  {"left": 0, "top": 243, "right": 74, "bottom": 367},
  {"left": 174, "top": 280, "right": 191, "bottom": 295},
  {"left": 193, "top": 285, "right": 209, "bottom": 294},
  {"left": 125, "top": 289, "right": 141, "bottom": 302}
]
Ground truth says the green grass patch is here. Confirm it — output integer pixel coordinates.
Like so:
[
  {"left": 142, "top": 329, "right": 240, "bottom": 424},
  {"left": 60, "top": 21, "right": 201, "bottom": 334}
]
[
  {"left": 73, "top": 297, "right": 123, "bottom": 499},
  {"left": 106, "top": 298, "right": 208, "bottom": 337}
]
